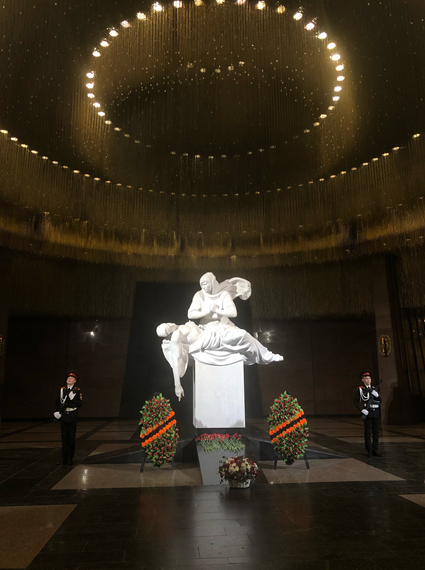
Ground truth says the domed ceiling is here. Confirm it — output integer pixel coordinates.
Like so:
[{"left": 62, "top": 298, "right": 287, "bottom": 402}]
[{"left": 0, "top": 0, "right": 424, "bottom": 270}]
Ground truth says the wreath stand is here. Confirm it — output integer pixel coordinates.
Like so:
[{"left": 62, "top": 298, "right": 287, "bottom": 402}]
[
  {"left": 140, "top": 448, "right": 176, "bottom": 473},
  {"left": 273, "top": 450, "right": 310, "bottom": 470}
]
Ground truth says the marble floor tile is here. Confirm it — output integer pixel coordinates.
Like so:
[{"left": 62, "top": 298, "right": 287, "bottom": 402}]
[
  {"left": 337, "top": 436, "right": 424, "bottom": 443},
  {"left": 400, "top": 494, "right": 425, "bottom": 508},
  {"left": 106, "top": 421, "right": 140, "bottom": 427},
  {"left": 24, "top": 426, "right": 92, "bottom": 434},
  {"left": 98, "top": 426, "right": 137, "bottom": 432},
  {"left": 0, "top": 442, "right": 60, "bottom": 449},
  {"left": 0, "top": 504, "right": 75, "bottom": 568},
  {"left": 260, "top": 458, "right": 403, "bottom": 484},
  {"left": 388, "top": 427, "right": 425, "bottom": 435},
  {"left": 52, "top": 463, "right": 203, "bottom": 490},
  {"left": 87, "top": 432, "right": 136, "bottom": 440},
  {"left": 310, "top": 429, "right": 364, "bottom": 436},
  {"left": 89, "top": 444, "right": 138, "bottom": 456},
  {"left": 0, "top": 433, "right": 63, "bottom": 442}
]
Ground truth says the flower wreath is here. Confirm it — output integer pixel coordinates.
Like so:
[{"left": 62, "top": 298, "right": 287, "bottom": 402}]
[
  {"left": 139, "top": 393, "right": 178, "bottom": 467},
  {"left": 267, "top": 392, "right": 309, "bottom": 464}
]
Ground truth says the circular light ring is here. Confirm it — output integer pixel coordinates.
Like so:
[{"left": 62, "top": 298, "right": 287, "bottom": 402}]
[{"left": 85, "top": 1, "right": 348, "bottom": 155}]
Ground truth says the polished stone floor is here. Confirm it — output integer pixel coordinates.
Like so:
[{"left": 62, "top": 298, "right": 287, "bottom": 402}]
[{"left": 1, "top": 416, "right": 425, "bottom": 569}]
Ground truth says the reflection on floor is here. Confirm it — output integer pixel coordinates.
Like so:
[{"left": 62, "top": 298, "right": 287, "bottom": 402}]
[
  {"left": 53, "top": 463, "right": 203, "bottom": 490},
  {"left": 0, "top": 505, "right": 75, "bottom": 569},
  {"left": 0, "top": 416, "right": 425, "bottom": 569},
  {"left": 261, "top": 457, "right": 402, "bottom": 484}
]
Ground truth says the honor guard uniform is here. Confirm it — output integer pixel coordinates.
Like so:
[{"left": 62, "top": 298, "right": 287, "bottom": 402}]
[
  {"left": 354, "top": 370, "right": 383, "bottom": 457},
  {"left": 54, "top": 371, "right": 82, "bottom": 465}
]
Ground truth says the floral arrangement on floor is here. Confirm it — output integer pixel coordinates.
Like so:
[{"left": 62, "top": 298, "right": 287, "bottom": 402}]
[
  {"left": 195, "top": 433, "right": 244, "bottom": 454},
  {"left": 218, "top": 456, "right": 259, "bottom": 485},
  {"left": 139, "top": 393, "right": 178, "bottom": 467},
  {"left": 267, "top": 391, "right": 309, "bottom": 464}
]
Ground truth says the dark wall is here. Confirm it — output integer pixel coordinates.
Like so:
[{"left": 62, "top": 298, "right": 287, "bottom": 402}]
[
  {"left": 2, "top": 317, "right": 131, "bottom": 419},
  {"left": 255, "top": 318, "right": 379, "bottom": 416},
  {"left": 2, "top": 312, "right": 378, "bottom": 420}
]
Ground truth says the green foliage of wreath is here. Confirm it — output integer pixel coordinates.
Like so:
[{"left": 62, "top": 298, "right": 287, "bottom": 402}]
[
  {"left": 139, "top": 394, "right": 179, "bottom": 467},
  {"left": 267, "top": 392, "right": 309, "bottom": 463}
]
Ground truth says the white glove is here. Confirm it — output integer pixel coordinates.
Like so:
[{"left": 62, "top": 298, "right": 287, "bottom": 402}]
[
  {"left": 372, "top": 390, "right": 379, "bottom": 397},
  {"left": 362, "top": 409, "right": 369, "bottom": 416},
  {"left": 54, "top": 411, "right": 62, "bottom": 420},
  {"left": 68, "top": 391, "right": 76, "bottom": 400}
]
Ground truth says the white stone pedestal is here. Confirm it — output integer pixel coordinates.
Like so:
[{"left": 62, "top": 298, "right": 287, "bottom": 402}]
[{"left": 193, "top": 360, "right": 245, "bottom": 428}]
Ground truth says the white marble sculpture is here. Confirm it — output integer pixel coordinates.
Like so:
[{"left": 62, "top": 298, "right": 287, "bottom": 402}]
[{"left": 156, "top": 272, "right": 283, "bottom": 400}]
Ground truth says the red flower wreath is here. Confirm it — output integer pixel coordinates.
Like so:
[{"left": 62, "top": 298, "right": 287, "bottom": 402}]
[
  {"left": 139, "top": 394, "right": 179, "bottom": 467},
  {"left": 267, "top": 392, "right": 309, "bottom": 464}
]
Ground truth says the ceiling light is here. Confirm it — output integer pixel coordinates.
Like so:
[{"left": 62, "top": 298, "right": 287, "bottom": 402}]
[
  {"left": 93, "top": 102, "right": 101, "bottom": 108},
  {"left": 100, "top": 40, "right": 109, "bottom": 47},
  {"left": 336, "top": 64, "right": 344, "bottom": 71},
  {"left": 120, "top": 20, "right": 131, "bottom": 27},
  {"left": 174, "top": 0, "right": 182, "bottom": 6},
  {"left": 86, "top": 83, "right": 94, "bottom": 89},
  {"left": 337, "top": 75, "right": 345, "bottom": 81},
  {"left": 98, "top": 111, "right": 105, "bottom": 116},
  {"left": 86, "top": 72, "right": 95, "bottom": 78},
  {"left": 153, "top": 2, "right": 163, "bottom": 11},
  {"left": 276, "top": 5, "right": 285, "bottom": 13},
  {"left": 318, "top": 32, "right": 327, "bottom": 39},
  {"left": 327, "top": 42, "right": 336, "bottom": 50},
  {"left": 305, "top": 22, "right": 315, "bottom": 30},
  {"left": 331, "top": 54, "right": 341, "bottom": 61},
  {"left": 92, "top": 50, "right": 101, "bottom": 57},
  {"left": 87, "top": 93, "right": 95, "bottom": 98},
  {"left": 137, "top": 12, "right": 146, "bottom": 19},
  {"left": 109, "top": 29, "right": 118, "bottom": 37},
  {"left": 334, "top": 85, "right": 342, "bottom": 92},
  {"left": 293, "top": 12, "right": 302, "bottom": 20},
  {"left": 256, "top": 1, "right": 265, "bottom": 9},
  {"left": 319, "top": 113, "right": 327, "bottom": 119},
  {"left": 332, "top": 95, "right": 340, "bottom": 101}
]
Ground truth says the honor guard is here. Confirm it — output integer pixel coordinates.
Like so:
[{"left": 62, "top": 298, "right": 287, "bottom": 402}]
[
  {"left": 354, "top": 370, "right": 383, "bottom": 457},
  {"left": 54, "top": 371, "right": 83, "bottom": 466}
]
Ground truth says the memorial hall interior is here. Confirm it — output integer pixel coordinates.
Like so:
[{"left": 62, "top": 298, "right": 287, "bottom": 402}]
[{"left": 1, "top": 1, "right": 425, "bottom": 569}]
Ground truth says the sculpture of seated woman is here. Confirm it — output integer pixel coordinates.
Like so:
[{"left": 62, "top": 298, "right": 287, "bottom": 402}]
[{"left": 157, "top": 273, "right": 283, "bottom": 400}]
